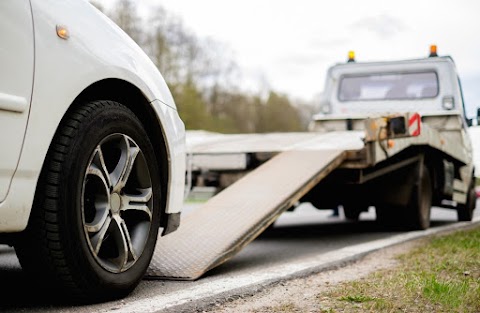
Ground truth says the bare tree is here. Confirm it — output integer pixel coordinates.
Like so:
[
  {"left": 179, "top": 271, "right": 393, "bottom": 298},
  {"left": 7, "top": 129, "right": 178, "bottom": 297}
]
[
  {"left": 95, "top": 0, "right": 308, "bottom": 134},
  {"left": 109, "top": 0, "right": 143, "bottom": 45},
  {"left": 89, "top": 0, "right": 105, "bottom": 12}
]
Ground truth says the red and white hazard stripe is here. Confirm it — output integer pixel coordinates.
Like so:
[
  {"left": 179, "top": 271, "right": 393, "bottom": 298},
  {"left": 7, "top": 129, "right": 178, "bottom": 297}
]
[{"left": 408, "top": 113, "right": 421, "bottom": 137}]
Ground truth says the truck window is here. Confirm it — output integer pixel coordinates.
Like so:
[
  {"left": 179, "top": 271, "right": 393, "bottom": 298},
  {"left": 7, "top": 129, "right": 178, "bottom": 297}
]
[{"left": 338, "top": 72, "right": 438, "bottom": 101}]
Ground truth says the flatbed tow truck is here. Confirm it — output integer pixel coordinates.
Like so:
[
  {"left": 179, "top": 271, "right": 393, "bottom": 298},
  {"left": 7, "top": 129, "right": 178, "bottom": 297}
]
[{"left": 146, "top": 47, "right": 477, "bottom": 281}]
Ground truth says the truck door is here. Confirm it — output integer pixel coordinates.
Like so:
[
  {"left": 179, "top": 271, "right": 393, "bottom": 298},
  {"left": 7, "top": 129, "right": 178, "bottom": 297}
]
[{"left": 0, "top": 0, "right": 35, "bottom": 202}]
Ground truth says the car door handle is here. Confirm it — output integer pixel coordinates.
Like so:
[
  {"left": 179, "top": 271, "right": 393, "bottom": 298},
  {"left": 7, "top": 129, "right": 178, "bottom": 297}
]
[{"left": 0, "top": 92, "right": 28, "bottom": 113}]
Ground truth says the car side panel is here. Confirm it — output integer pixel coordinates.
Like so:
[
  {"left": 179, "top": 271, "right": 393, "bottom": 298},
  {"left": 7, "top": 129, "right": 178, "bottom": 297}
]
[{"left": 0, "top": 0, "right": 34, "bottom": 202}]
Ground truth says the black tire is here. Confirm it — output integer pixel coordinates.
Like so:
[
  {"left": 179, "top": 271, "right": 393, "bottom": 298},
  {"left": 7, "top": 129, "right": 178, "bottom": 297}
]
[
  {"left": 14, "top": 100, "right": 162, "bottom": 303},
  {"left": 343, "top": 205, "right": 368, "bottom": 221},
  {"left": 375, "top": 165, "right": 432, "bottom": 230},
  {"left": 457, "top": 176, "right": 476, "bottom": 221},
  {"left": 406, "top": 165, "right": 432, "bottom": 230},
  {"left": 375, "top": 205, "right": 398, "bottom": 226}
]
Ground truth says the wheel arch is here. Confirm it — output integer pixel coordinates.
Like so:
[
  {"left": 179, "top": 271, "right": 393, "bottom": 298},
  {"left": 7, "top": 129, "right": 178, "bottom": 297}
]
[{"left": 68, "top": 78, "right": 170, "bottom": 225}]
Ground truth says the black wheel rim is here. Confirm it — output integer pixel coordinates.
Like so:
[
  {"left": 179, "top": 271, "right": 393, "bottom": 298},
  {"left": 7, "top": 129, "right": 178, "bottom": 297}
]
[{"left": 81, "top": 134, "right": 153, "bottom": 273}]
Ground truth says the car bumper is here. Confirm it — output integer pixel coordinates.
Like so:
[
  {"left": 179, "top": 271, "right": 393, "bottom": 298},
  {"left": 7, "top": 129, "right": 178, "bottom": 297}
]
[{"left": 153, "top": 100, "right": 186, "bottom": 215}]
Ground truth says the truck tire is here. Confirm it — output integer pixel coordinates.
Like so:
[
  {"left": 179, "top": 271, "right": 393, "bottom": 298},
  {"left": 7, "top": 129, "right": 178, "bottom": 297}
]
[
  {"left": 457, "top": 177, "right": 476, "bottom": 221},
  {"left": 376, "top": 165, "right": 432, "bottom": 230},
  {"left": 406, "top": 165, "right": 432, "bottom": 230},
  {"left": 343, "top": 205, "right": 368, "bottom": 221},
  {"left": 14, "top": 100, "right": 162, "bottom": 303}
]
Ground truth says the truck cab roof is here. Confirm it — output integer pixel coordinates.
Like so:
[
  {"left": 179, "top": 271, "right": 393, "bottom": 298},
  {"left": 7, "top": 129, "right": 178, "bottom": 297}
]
[{"left": 332, "top": 55, "right": 456, "bottom": 70}]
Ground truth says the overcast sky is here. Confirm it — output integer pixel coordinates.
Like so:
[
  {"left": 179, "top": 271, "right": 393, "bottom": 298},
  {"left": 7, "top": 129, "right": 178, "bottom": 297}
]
[{"left": 100, "top": 0, "right": 480, "bottom": 117}]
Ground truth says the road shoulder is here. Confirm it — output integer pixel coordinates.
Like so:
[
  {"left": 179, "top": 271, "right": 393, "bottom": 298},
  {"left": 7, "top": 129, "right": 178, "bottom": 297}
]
[
  {"left": 107, "top": 217, "right": 479, "bottom": 313},
  {"left": 204, "top": 239, "right": 422, "bottom": 312}
]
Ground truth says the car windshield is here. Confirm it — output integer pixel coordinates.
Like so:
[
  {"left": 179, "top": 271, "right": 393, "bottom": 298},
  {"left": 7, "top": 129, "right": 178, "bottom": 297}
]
[{"left": 338, "top": 71, "right": 438, "bottom": 101}]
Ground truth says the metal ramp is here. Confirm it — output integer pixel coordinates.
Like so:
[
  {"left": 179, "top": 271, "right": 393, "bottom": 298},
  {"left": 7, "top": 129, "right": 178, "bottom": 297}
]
[{"left": 146, "top": 149, "right": 345, "bottom": 280}]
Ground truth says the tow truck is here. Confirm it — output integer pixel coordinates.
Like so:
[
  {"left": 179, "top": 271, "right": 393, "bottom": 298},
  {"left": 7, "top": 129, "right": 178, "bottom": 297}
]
[{"left": 146, "top": 46, "right": 477, "bottom": 281}]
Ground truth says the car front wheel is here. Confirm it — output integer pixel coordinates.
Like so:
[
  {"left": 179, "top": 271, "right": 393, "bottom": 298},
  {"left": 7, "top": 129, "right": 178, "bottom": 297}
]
[{"left": 15, "top": 100, "right": 162, "bottom": 302}]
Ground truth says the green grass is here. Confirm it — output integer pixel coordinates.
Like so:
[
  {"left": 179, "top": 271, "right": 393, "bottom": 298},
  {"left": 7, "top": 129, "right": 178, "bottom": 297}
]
[
  {"left": 422, "top": 275, "right": 469, "bottom": 307},
  {"left": 339, "top": 295, "right": 376, "bottom": 303},
  {"left": 319, "top": 226, "right": 480, "bottom": 313}
]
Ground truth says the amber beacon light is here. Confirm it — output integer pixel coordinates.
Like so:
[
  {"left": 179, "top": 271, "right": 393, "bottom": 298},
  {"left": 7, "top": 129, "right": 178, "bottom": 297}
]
[
  {"left": 347, "top": 50, "right": 355, "bottom": 62},
  {"left": 429, "top": 45, "right": 438, "bottom": 57}
]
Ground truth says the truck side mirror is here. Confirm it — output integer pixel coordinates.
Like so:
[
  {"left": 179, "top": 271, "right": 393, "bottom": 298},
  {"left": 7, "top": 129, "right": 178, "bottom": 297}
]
[
  {"left": 467, "top": 107, "right": 480, "bottom": 127},
  {"left": 318, "top": 93, "right": 331, "bottom": 114}
]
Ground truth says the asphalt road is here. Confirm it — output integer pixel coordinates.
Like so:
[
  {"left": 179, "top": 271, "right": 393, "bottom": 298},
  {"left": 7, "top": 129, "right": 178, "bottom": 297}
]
[{"left": 0, "top": 202, "right": 478, "bottom": 312}]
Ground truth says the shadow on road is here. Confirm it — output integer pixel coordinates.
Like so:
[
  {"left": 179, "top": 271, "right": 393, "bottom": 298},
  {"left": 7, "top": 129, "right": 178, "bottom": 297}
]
[
  {"left": 0, "top": 248, "right": 114, "bottom": 311},
  {"left": 204, "top": 218, "right": 456, "bottom": 279},
  {"left": 259, "top": 219, "right": 455, "bottom": 239},
  {"left": 0, "top": 252, "right": 66, "bottom": 310}
]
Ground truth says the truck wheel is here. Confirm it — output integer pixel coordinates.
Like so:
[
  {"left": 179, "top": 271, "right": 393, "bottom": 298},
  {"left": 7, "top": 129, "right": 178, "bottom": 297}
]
[
  {"left": 14, "top": 100, "right": 162, "bottom": 302},
  {"left": 406, "top": 165, "right": 432, "bottom": 230},
  {"left": 457, "top": 178, "right": 476, "bottom": 221},
  {"left": 343, "top": 205, "right": 368, "bottom": 221}
]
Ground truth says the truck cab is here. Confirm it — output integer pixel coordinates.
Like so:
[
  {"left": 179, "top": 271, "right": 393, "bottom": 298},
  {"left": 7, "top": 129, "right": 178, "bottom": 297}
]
[{"left": 304, "top": 47, "right": 476, "bottom": 228}]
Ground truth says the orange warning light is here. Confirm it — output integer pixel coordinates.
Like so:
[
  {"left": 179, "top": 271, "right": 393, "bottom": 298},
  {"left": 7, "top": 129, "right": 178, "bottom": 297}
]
[
  {"left": 56, "top": 25, "right": 70, "bottom": 40},
  {"left": 387, "top": 139, "right": 395, "bottom": 149}
]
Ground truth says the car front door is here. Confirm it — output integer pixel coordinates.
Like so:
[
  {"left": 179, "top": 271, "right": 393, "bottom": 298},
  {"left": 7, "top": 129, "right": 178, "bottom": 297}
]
[{"left": 0, "top": 0, "right": 35, "bottom": 202}]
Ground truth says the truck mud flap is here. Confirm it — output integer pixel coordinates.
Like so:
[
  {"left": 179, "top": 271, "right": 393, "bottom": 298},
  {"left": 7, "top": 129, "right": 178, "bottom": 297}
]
[{"left": 146, "top": 149, "right": 345, "bottom": 280}]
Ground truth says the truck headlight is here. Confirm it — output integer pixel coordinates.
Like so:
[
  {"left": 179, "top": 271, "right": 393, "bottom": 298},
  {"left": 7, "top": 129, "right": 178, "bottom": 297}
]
[{"left": 442, "top": 96, "right": 455, "bottom": 110}]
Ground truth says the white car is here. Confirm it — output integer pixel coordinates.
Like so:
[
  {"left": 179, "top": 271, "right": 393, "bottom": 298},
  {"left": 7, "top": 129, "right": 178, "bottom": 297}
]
[{"left": 0, "top": 0, "right": 185, "bottom": 301}]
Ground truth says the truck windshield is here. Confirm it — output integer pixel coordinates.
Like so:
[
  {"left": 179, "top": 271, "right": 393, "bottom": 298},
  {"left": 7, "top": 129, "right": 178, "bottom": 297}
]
[{"left": 338, "top": 72, "right": 438, "bottom": 101}]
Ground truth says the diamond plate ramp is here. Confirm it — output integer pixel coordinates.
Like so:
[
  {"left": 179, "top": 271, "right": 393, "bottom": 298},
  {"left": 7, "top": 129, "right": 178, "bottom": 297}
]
[{"left": 146, "top": 149, "right": 345, "bottom": 280}]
